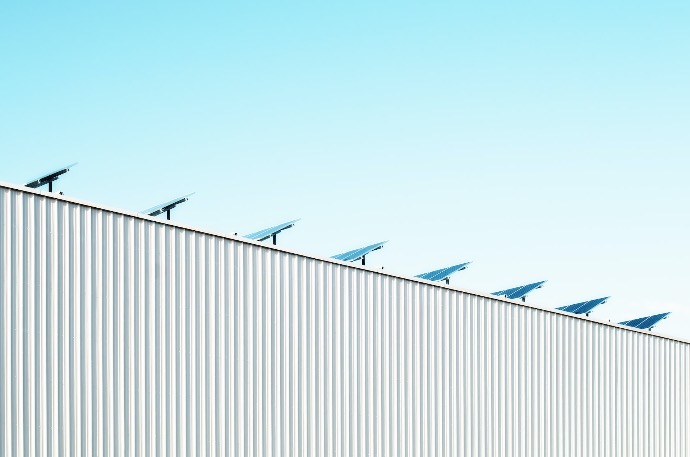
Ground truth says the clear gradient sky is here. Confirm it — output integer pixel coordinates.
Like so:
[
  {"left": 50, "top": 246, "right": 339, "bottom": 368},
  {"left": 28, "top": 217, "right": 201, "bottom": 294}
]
[{"left": 1, "top": 3, "right": 689, "bottom": 339}]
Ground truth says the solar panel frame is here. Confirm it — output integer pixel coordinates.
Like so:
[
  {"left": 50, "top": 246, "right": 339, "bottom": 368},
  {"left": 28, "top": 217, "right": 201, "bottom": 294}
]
[
  {"left": 556, "top": 297, "right": 610, "bottom": 315},
  {"left": 331, "top": 241, "right": 386, "bottom": 262},
  {"left": 416, "top": 262, "right": 471, "bottom": 282},
  {"left": 142, "top": 193, "right": 195, "bottom": 217},
  {"left": 619, "top": 312, "right": 670, "bottom": 330},
  {"left": 25, "top": 162, "right": 78, "bottom": 189},
  {"left": 245, "top": 219, "right": 299, "bottom": 242},
  {"left": 492, "top": 280, "right": 546, "bottom": 300}
]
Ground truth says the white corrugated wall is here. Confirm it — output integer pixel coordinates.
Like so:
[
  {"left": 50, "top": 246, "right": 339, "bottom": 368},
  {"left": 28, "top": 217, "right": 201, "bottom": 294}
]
[{"left": 0, "top": 184, "right": 688, "bottom": 456}]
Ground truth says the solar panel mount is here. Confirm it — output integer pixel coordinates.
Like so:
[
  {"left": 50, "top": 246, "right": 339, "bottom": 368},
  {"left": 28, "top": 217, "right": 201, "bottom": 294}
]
[
  {"left": 245, "top": 219, "right": 299, "bottom": 245},
  {"left": 142, "top": 193, "right": 195, "bottom": 220},
  {"left": 416, "top": 262, "right": 471, "bottom": 284},
  {"left": 492, "top": 280, "right": 546, "bottom": 302},
  {"left": 25, "top": 162, "right": 78, "bottom": 192},
  {"left": 331, "top": 241, "right": 386, "bottom": 265}
]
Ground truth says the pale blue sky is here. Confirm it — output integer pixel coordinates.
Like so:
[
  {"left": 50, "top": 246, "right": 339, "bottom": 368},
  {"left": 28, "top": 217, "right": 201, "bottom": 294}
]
[{"left": 1, "top": 2, "right": 689, "bottom": 339}]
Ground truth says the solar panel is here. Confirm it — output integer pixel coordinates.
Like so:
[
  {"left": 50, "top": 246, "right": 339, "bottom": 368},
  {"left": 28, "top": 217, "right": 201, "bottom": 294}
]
[
  {"left": 556, "top": 297, "right": 609, "bottom": 316},
  {"left": 619, "top": 312, "right": 670, "bottom": 330},
  {"left": 416, "top": 262, "right": 471, "bottom": 284},
  {"left": 331, "top": 241, "right": 386, "bottom": 265},
  {"left": 25, "top": 162, "right": 78, "bottom": 192},
  {"left": 492, "top": 280, "right": 546, "bottom": 301},
  {"left": 245, "top": 219, "right": 299, "bottom": 245},
  {"left": 142, "top": 193, "right": 195, "bottom": 220}
]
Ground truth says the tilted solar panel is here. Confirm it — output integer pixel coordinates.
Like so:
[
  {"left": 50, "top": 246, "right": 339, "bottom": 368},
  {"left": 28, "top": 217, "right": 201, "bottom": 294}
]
[
  {"left": 25, "top": 162, "right": 78, "bottom": 191},
  {"left": 142, "top": 193, "right": 195, "bottom": 218},
  {"left": 332, "top": 241, "right": 386, "bottom": 263},
  {"left": 245, "top": 219, "right": 299, "bottom": 243},
  {"left": 619, "top": 312, "right": 670, "bottom": 330},
  {"left": 416, "top": 262, "right": 471, "bottom": 282},
  {"left": 556, "top": 297, "right": 609, "bottom": 315},
  {"left": 492, "top": 280, "right": 546, "bottom": 300}
]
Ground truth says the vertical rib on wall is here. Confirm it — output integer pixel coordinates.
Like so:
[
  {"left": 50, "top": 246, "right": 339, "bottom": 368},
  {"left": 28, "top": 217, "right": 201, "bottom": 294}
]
[{"left": 0, "top": 185, "right": 688, "bottom": 456}]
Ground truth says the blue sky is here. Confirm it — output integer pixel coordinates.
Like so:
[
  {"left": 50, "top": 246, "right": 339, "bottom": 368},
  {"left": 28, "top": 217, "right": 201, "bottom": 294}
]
[{"left": 1, "top": 2, "right": 689, "bottom": 339}]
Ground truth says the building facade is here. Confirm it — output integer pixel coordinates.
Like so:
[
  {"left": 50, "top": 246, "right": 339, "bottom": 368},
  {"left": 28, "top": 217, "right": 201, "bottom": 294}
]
[{"left": 0, "top": 182, "right": 688, "bottom": 456}]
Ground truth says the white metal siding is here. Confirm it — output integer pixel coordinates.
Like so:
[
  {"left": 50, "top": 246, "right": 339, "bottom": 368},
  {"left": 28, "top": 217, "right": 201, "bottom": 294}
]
[{"left": 0, "top": 185, "right": 688, "bottom": 456}]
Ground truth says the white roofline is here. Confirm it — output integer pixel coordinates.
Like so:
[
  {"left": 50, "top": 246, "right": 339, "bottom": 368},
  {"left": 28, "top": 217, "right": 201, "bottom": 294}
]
[{"left": 2, "top": 179, "right": 688, "bottom": 346}]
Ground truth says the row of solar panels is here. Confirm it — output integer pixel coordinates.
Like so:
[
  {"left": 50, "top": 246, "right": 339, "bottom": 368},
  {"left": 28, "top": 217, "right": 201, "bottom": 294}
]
[
  {"left": 243, "top": 221, "right": 671, "bottom": 332},
  {"left": 492, "top": 281, "right": 670, "bottom": 330},
  {"left": 22, "top": 165, "right": 671, "bottom": 332}
]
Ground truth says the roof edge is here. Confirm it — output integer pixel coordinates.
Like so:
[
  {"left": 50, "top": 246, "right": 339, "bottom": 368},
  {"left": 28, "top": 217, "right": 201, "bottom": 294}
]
[{"left": 1, "top": 180, "right": 688, "bottom": 346}]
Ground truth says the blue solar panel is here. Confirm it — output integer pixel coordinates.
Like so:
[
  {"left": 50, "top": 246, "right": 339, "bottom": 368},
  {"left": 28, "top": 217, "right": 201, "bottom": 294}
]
[
  {"left": 142, "top": 193, "right": 195, "bottom": 217},
  {"left": 416, "top": 262, "right": 471, "bottom": 282},
  {"left": 619, "top": 312, "right": 670, "bottom": 330},
  {"left": 556, "top": 297, "right": 609, "bottom": 315},
  {"left": 492, "top": 280, "right": 546, "bottom": 300},
  {"left": 332, "top": 241, "right": 386, "bottom": 262},
  {"left": 245, "top": 219, "right": 299, "bottom": 242}
]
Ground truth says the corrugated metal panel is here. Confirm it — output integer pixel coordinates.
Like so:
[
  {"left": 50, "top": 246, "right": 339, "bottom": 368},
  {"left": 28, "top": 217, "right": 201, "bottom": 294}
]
[{"left": 0, "top": 184, "right": 688, "bottom": 456}]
